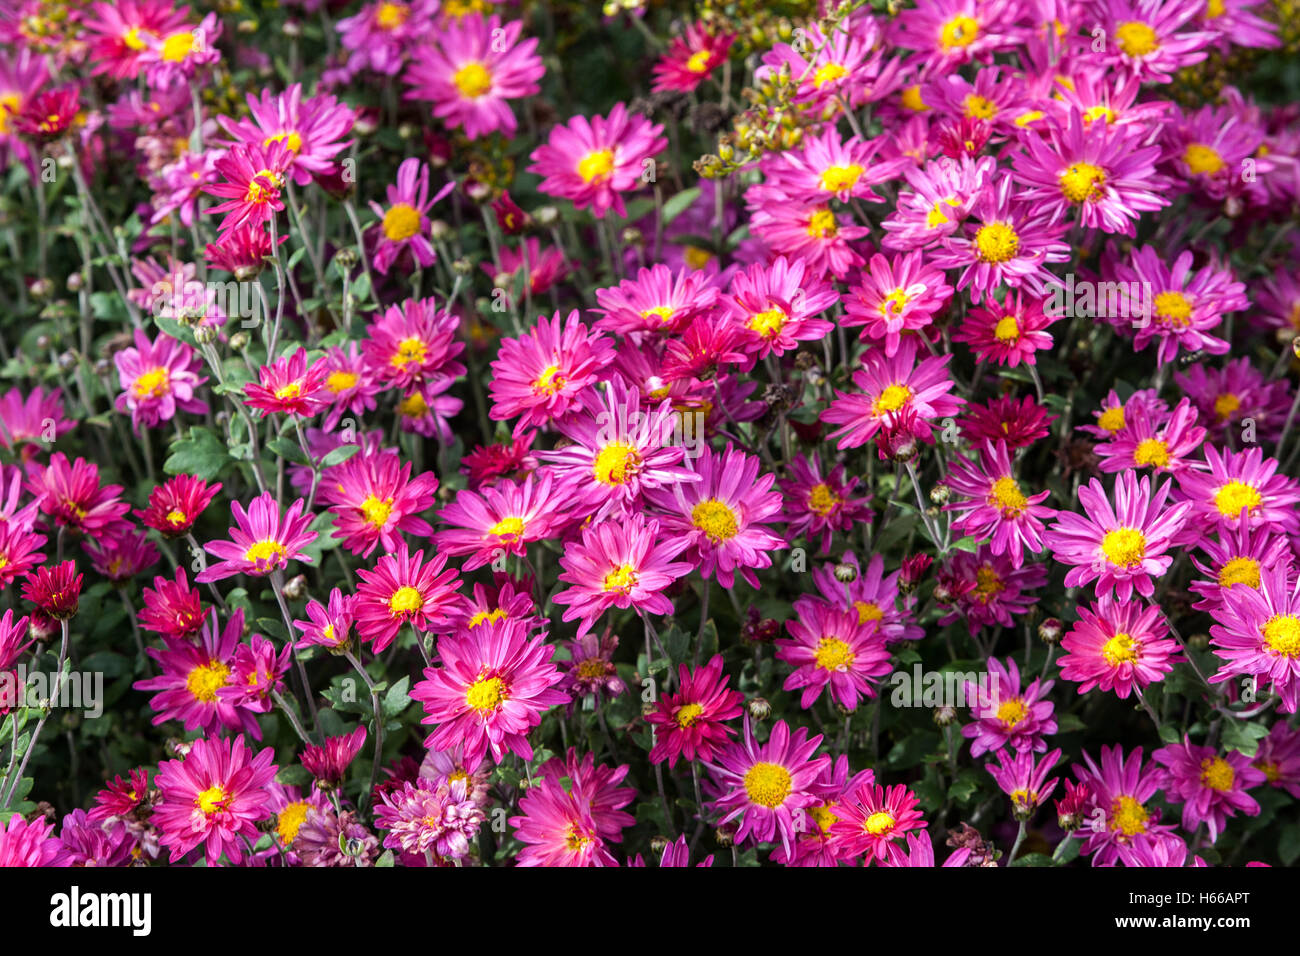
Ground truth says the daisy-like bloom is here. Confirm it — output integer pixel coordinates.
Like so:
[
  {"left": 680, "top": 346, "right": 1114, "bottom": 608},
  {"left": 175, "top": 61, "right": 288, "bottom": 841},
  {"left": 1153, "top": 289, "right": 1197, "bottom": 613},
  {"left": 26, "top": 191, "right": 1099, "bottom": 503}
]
[
  {"left": 113, "top": 329, "right": 208, "bottom": 433},
  {"left": 842, "top": 251, "right": 953, "bottom": 357},
  {"left": 1252, "top": 722, "right": 1300, "bottom": 799},
  {"left": 766, "top": 754, "right": 857, "bottom": 868},
  {"left": 153, "top": 734, "right": 277, "bottom": 867},
  {"left": 219, "top": 633, "right": 292, "bottom": 714},
  {"left": 660, "top": 313, "right": 750, "bottom": 382},
  {"left": 138, "top": 11, "right": 223, "bottom": 88},
  {"left": 266, "top": 783, "right": 329, "bottom": 855},
  {"left": 537, "top": 376, "right": 699, "bottom": 521},
  {"left": 1175, "top": 358, "right": 1290, "bottom": 443},
  {"left": 954, "top": 289, "right": 1058, "bottom": 367},
  {"left": 722, "top": 255, "right": 837, "bottom": 360},
  {"left": 829, "top": 777, "right": 926, "bottom": 865},
  {"left": 1011, "top": 108, "right": 1169, "bottom": 235},
  {"left": 54, "top": 809, "right": 134, "bottom": 868},
  {"left": 0, "top": 608, "right": 30, "bottom": 674},
  {"left": 1176, "top": 446, "right": 1300, "bottom": 539},
  {"left": 1188, "top": 519, "right": 1294, "bottom": 614},
  {"left": 527, "top": 103, "right": 666, "bottom": 220},
  {"left": 537, "top": 749, "right": 637, "bottom": 842},
  {"left": 960, "top": 394, "right": 1056, "bottom": 449},
  {"left": 404, "top": 13, "right": 543, "bottom": 140},
  {"left": 554, "top": 513, "right": 693, "bottom": 639},
  {"left": 244, "top": 348, "right": 330, "bottom": 418},
  {"left": 1112, "top": 246, "right": 1245, "bottom": 365},
  {"left": 84, "top": 526, "right": 160, "bottom": 585},
  {"left": 29, "top": 453, "right": 130, "bottom": 539},
  {"left": 780, "top": 453, "right": 872, "bottom": 555},
  {"left": 1071, "top": 744, "right": 1179, "bottom": 866},
  {"left": 651, "top": 20, "right": 733, "bottom": 93},
  {"left": 374, "top": 777, "right": 484, "bottom": 861},
  {"left": 361, "top": 297, "right": 465, "bottom": 390},
  {"left": 134, "top": 608, "right": 262, "bottom": 738},
  {"left": 987, "top": 747, "right": 1061, "bottom": 821},
  {"left": 1208, "top": 564, "right": 1300, "bottom": 713},
  {"left": 0, "top": 815, "right": 63, "bottom": 867},
  {"left": 592, "top": 263, "right": 719, "bottom": 337},
  {"left": 1152, "top": 738, "right": 1265, "bottom": 842},
  {"left": 811, "top": 552, "right": 923, "bottom": 644},
  {"left": 82, "top": 0, "right": 191, "bottom": 80},
  {"left": 776, "top": 601, "right": 892, "bottom": 711},
  {"left": 822, "top": 339, "right": 965, "bottom": 450},
  {"left": 139, "top": 568, "right": 208, "bottom": 640},
  {"left": 938, "top": 548, "right": 1048, "bottom": 633},
  {"left": 205, "top": 222, "right": 283, "bottom": 279},
  {"left": 0, "top": 385, "right": 73, "bottom": 454},
  {"left": 509, "top": 774, "right": 617, "bottom": 867},
  {"left": 1166, "top": 99, "right": 1271, "bottom": 203},
  {"left": 645, "top": 654, "right": 745, "bottom": 768},
  {"left": 1077, "top": 387, "right": 1168, "bottom": 441},
  {"left": 930, "top": 173, "right": 1070, "bottom": 304},
  {"left": 488, "top": 310, "right": 616, "bottom": 435},
  {"left": 420, "top": 744, "right": 494, "bottom": 807},
  {"left": 135, "top": 474, "right": 221, "bottom": 539},
  {"left": 879, "top": 830, "right": 972, "bottom": 868},
  {"left": 1059, "top": 595, "right": 1183, "bottom": 699},
  {"left": 293, "top": 587, "right": 356, "bottom": 654},
  {"left": 319, "top": 343, "right": 380, "bottom": 432},
  {"left": 434, "top": 471, "right": 560, "bottom": 571},
  {"left": 319, "top": 450, "right": 438, "bottom": 557},
  {"left": 746, "top": 189, "right": 869, "bottom": 281},
  {"left": 218, "top": 84, "right": 354, "bottom": 187},
  {"left": 336, "top": 0, "right": 437, "bottom": 75},
  {"left": 295, "top": 806, "right": 380, "bottom": 867},
  {"left": 758, "top": 13, "right": 900, "bottom": 108},
  {"left": 645, "top": 444, "right": 784, "bottom": 590},
  {"left": 1093, "top": 0, "right": 1212, "bottom": 83},
  {"left": 196, "top": 492, "right": 317, "bottom": 583},
  {"left": 396, "top": 377, "right": 463, "bottom": 442},
  {"left": 448, "top": 579, "right": 540, "bottom": 634},
  {"left": 556, "top": 629, "right": 627, "bottom": 710},
  {"left": 488, "top": 238, "right": 570, "bottom": 299},
  {"left": 943, "top": 440, "right": 1054, "bottom": 568},
  {"left": 353, "top": 545, "right": 462, "bottom": 652},
  {"left": 761, "top": 126, "right": 906, "bottom": 207},
  {"left": 1041, "top": 470, "right": 1192, "bottom": 601},
  {"left": 880, "top": 153, "right": 996, "bottom": 252},
  {"left": 962, "top": 657, "right": 1057, "bottom": 756},
  {"left": 707, "top": 716, "right": 831, "bottom": 858},
  {"left": 890, "top": 0, "right": 1016, "bottom": 74},
  {"left": 369, "top": 158, "right": 455, "bottom": 275},
  {"left": 1095, "top": 397, "right": 1206, "bottom": 476},
  {"left": 411, "top": 616, "right": 567, "bottom": 765},
  {"left": 204, "top": 140, "right": 291, "bottom": 237},
  {"left": 22, "top": 561, "right": 82, "bottom": 620}
]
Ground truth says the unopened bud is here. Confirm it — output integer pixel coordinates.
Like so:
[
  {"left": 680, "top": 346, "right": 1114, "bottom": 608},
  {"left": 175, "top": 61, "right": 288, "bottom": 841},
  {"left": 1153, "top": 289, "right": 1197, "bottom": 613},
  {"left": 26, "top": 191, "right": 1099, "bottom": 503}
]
[
  {"left": 933, "top": 704, "right": 957, "bottom": 727},
  {"left": 833, "top": 562, "right": 857, "bottom": 584},
  {"left": 451, "top": 258, "right": 473, "bottom": 277},
  {"left": 929, "top": 483, "right": 950, "bottom": 505},
  {"left": 229, "top": 331, "right": 250, "bottom": 351},
  {"left": 747, "top": 697, "right": 772, "bottom": 721},
  {"left": 1038, "top": 617, "right": 1064, "bottom": 645},
  {"left": 282, "top": 574, "right": 308, "bottom": 601}
]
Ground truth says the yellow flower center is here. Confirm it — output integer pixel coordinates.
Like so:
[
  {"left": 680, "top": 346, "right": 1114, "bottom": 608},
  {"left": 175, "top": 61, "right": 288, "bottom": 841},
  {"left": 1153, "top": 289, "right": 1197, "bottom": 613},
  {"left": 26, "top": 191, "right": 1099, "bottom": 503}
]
[
  {"left": 1262, "top": 614, "right": 1300, "bottom": 657},
  {"left": 465, "top": 675, "right": 508, "bottom": 713},
  {"left": 327, "top": 370, "right": 359, "bottom": 392},
  {"left": 989, "top": 476, "right": 1028, "bottom": 514},
  {"left": 1184, "top": 143, "right": 1225, "bottom": 176},
  {"left": 382, "top": 203, "right": 422, "bottom": 242},
  {"left": 276, "top": 800, "right": 312, "bottom": 845},
  {"left": 576, "top": 658, "right": 608, "bottom": 681},
  {"left": 1206, "top": 0, "right": 1225, "bottom": 15},
  {"left": 812, "top": 62, "right": 849, "bottom": 87},
  {"left": 1256, "top": 759, "right": 1280, "bottom": 783},
  {"left": 398, "top": 392, "right": 429, "bottom": 417},
  {"left": 964, "top": 94, "right": 998, "bottom": 120},
  {"left": 854, "top": 601, "right": 883, "bottom": 625},
  {"left": 743, "top": 762, "right": 792, "bottom": 808},
  {"left": 1200, "top": 757, "right": 1235, "bottom": 792},
  {"left": 747, "top": 307, "right": 787, "bottom": 338},
  {"left": 1133, "top": 438, "right": 1170, "bottom": 468},
  {"left": 360, "top": 495, "right": 393, "bottom": 529},
  {"left": 195, "top": 784, "right": 231, "bottom": 816},
  {"left": 389, "top": 585, "right": 423, "bottom": 615},
  {"left": 1115, "top": 21, "right": 1159, "bottom": 57},
  {"left": 186, "top": 660, "right": 231, "bottom": 703},
  {"left": 691, "top": 498, "right": 739, "bottom": 543},
  {"left": 468, "top": 608, "right": 507, "bottom": 628},
  {"left": 123, "top": 26, "right": 147, "bottom": 51},
  {"left": 997, "top": 697, "right": 1028, "bottom": 727},
  {"left": 274, "top": 383, "right": 302, "bottom": 401},
  {"left": 160, "top": 31, "right": 194, "bottom": 63},
  {"left": 1214, "top": 480, "right": 1261, "bottom": 517},
  {"left": 453, "top": 61, "right": 492, "bottom": 98},
  {"left": 1101, "top": 527, "right": 1146, "bottom": 567},
  {"left": 532, "top": 364, "right": 566, "bottom": 395},
  {"left": 806, "top": 207, "right": 838, "bottom": 238},
  {"left": 1015, "top": 110, "right": 1045, "bottom": 127},
  {"left": 1213, "top": 392, "right": 1241, "bottom": 420},
  {"left": 863, "top": 811, "right": 896, "bottom": 835},
  {"left": 602, "top": 563, "right": 638, "bottom": 593},
  {"left": 134, "top": 366, "right": 171, "bottom": 398},
  {"left": 684, "top": 246, "right": 713, "bottom": 269},
  {"left": 940, "top": 14, "right": 980, "bottom": 48},
  {"left": 880, "top": 289, "right": 910, "bottom": 317},
  {"left": 1217, "top": 556, "right": 1260, "bottom": 588},
  {"left": 1059, "top": 162, "right": 1106, "bottom": 203},
  {"left": 1097, "top": 406, "right": 1126, "bottom": 432},
  {"left": 244, "top": 539, "right": 288, "bottom": 565},
  {"left": 814, "top": 637, "right": 854, "bottom": 671},
  {"left": 1111, "top": 795, "right": 1149, "bottom": 836},
  {"left": 820, "top": 163, "right": 864, "bottom": 193},
  {"left": 577, "top": 149, "right": 616, "bottom": 183},
  {"left": 674, "top": 702, "right": 704, "bottom": 728},
  {"left": 244, "top": 169, "right": 281, "bottom": 205},
  {"left": 165, "top": 509, "right": 187, "bottom": 527},
  {"left": 1154, "top": 290, "right": 1193, "bottom": 326},
  {"left": 1084, "top": 104, "right": 1118, "bottom": 124},
  {"left": 593, "top": 442, "right": 641, "bottom": 485},
  {"left": 873, "top": 383, "right": 912, "bottom": 414},
  {"left": 1102, "top": 632, "right": 1138, "bottom": 665},
  {"left": 810, "top": 804, "right": 838, "bottom": 833},
  {"left": 974, "top": 223, "right": 1020, "bottom": 263},
  {"left": 263, "top": 131, "right": 303, "bottom": 154},
  {"left": 900, "top": 84, "right": 928, "bottom": 112},
  {"left": 993, "top": 315, "right": 1020, "bottom": 343},
  {"left": 686, "top": 49, "right": 713, "bottom": 73},
  {"left": 807, "top": 482, "right": 839, "bottom": 516},
  {"left": 974, "top": 565, "right": 1004, "bottom": 600},
  {"left": 640, "top": 305, "right": 675, "bottom": 324},
  {"left": 375, "top": 2, "right": 408, "bottom": 29},
  {"left": 489, "top": 516, "right": 526, "bottom": 538}
]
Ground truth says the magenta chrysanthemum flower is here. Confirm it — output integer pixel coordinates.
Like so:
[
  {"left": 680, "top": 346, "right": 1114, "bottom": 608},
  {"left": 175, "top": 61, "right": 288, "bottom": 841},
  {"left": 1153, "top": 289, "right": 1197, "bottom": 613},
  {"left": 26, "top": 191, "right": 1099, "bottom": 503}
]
[
  {"left": 354, "top": 544, "right": 462, "bottom": 652},
  {"left": 987, "top": 747, "right": 1061, "bottom": 820},
  {"left": 959, "top": 395, "right": 1056, "bottom": 448},
  {"left": 953, "top": 289, "right": 1059, "bottom": 368},
  {"left": 962, "top": 656, "right": 1057, "bottom": 757},
  {"left": 136, "top": 474, "right": 221, "bottom": 539},
  {"left": 1176, "top": 445, "right": 1300, "bottom": 539},
  {"left": 139, "top": 568, "right": 208, "bottom": 639},
  {"left": 651, "top": 21, "right": 733, "bottom": 93},
  {"left": 361, "top": 296, "right": 465, "bottom": 390},
  {"left": 527, "top": 103, "right": 667, "bottom": 219},
  {"left": 1253, "top": 722, "right": 1300, "bottom": 799},
  {"left": 1175, "top": 357, "right": 1290, "bottom": 442},
  {"left": 204, "top": 140, "right": 291, "bottom": 237},
  {"left": 0, "top": 814, "right": 63, "bottom": 867},
  {"left": 29, "top": 452, "right": 129, "bottom": 538},
  {"left": 1208, "top": 564, "right": 1300, "bottom": 713},
  {"left": 335, "top": 0, "right": 438, "bottom": 76},
  {"left": 556, "top": 629, "right": 627, "bottom": 710},
  {"left": 1041, "top": 470, "right": 1191, "bottom": 601},
  {"left": 1188, "top": 518, "right": 1293, "bottom": 613},
  {"left": 114, "top": 328, "right": 208, "bottom": 433},
  {"left": 218, "top": 83, "right": 354, "bottom": 186},
  {"left": 842, "top": 251, "right": 953, "bottom": 357},
  {"left": 434, "top": 471, "right": 560, "bottom": 571},
  {"left": 1058, "top": 595, "right": 1182, "bottom": 699},
  {"left": 943, "top": 439, "right": 1054, "bottom": 567},
  {"left": 746, "top": 188, "right": 869, "bottom": 280},
  {"left": 1095, "top": 396, "right": 1206, "bottom": 477},
  {"left": 196, "top": 491, "right": 317, "bottom": 582},
  {"left": 244, "top": 348, "right": 330, "bottom": 418},
  {"left": 293, "top": 587, "right": 356, "bottom": 653},
  {"left": 776, "top": 600, "right": 891, "bottom": 710},
  {"left": 828, "top": 777, "right": 926, "bottom": 865},
  {"left": 411, "top": 617, "right": 567, "bottom": 765},
  {"left": 937, "top": 547, "right": 1047, "bottom": 633},
  {"left": 645, "top": 654, "right": 745, "bottom": 768},
  {"left": 22, "top": 560, "right": 82, "bottom": 620},
  {"left": 403, "top": 13, "right": 543, "bottom": 140},
  {"left": 707, "top": 716, "right": 832, "bottom": 857},
  {"left": 368, "top": 158, "right": 455, "bottom": 275},
  {"left": 320, "top": 342, "right": 381, "bottom": 431},
  {"left": 780, "top": 453, "right": 872, "bottom": 555},
  {"left": 374, "top": 777, "right": 484, "bottom": 861},
  {"left": 1152, "top": 738, "right": 1265, "bottom": 842},
  {"left": 721, "top": 255, "right": 837, "bottom": 360},
  {"left": 890, "top": 0, "right": 1016, "bottom": 74},
  {"left": 1071, "top": 744, "right": 1180, "bottom": 866},
  {"left": 318, "top": 450, "right": 438, "bottom": 557},
  {"left": 153, "top": 734, "right": 278, "bottom": 866},
  {"left": 759, "top": 13, "right": 900, "bottom": 108},
  {"left": 0, "top": 385, "right": 73, "bottom": 453},
  {"left": 508, "top": 774, "right": 616, "bottom": 867},
  {"left": 811, "top": 552, "right": 923, "bottom": 644},
  {"left": 554, "top": 513, "right": 693, "bottom": 639},
  {"left": 1093, "top": 0, "right": 1213, "bottom": 83},
  {"left": 592, "top": 263, "right": 719, "bottom": 337}
]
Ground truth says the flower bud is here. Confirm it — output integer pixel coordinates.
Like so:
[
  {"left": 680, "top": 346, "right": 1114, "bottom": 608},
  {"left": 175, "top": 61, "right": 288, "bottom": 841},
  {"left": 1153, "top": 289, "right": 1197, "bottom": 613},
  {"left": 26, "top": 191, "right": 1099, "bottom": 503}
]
[
  {"left": 833, "top": 561, "right": 857, "bottom": 584},
  {"left": 747, "top": 697, "right": 772, "bottom": 721},
  {"left": 929, "top": 482, "right": 950, "bottom": 505},
  {"left": 1038, "top": 617, "right": 1064, "bottom": 645},
  {"left": 933, "top": 704, "right": 957, "bottom": 727},
  {"left": 229, "top": 331, "right": 250, "bottom": 351},
  {"left": 283, "top": 574, "right": 308, "bottom": 602}
]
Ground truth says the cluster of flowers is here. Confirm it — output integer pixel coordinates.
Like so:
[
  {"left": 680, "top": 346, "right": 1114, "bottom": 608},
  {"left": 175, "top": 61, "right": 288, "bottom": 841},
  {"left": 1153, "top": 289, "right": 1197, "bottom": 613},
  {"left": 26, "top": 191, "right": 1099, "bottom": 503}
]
[{"left": 0, "top": 0, "right": 1296, "bottom": 868}]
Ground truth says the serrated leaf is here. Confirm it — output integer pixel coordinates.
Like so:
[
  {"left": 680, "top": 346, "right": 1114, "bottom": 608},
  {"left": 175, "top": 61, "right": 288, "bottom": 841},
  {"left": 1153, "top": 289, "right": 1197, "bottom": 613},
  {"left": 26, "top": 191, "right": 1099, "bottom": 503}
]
[
  {"left": 276, "top": 764, "right": 311, "bottom": 786},
  {"left": 164, "top": 426, "right": 232, "bottom": 481}
]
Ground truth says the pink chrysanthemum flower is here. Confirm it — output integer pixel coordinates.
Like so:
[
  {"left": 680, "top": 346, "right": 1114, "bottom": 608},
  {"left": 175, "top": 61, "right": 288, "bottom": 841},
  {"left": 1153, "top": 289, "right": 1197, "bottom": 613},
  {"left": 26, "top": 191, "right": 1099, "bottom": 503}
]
[
  {"left": 318, "top": 450, "right": 438, "bottom": 557},
  {"left": 1077, "top": 387, "right": 1168, "bottom": 440},
  {"left": 0, "top": 814, "right": 63, "bottom": 867},
  {"left": 354, "top": 545, "right": 462, "bottom": 652},
  {"left": 244, "top": 348, "right": 330, "bottom": 418},
  {"left": 959, "top": 394, "right": 1056, "bottom": 448},
  {"left": 880, "top": 153, "right": 995, "bottom": 252},
  {"left": 293, "top": 587, "right": 356, "bottom": 653},
  {"left": 204, "top": 140, "right": 291, "bottom": 237},
  {"left": 943, "top": 439, "right": 1054, "bottom": 568},
  {"left": 1208, "top": 564, "right": 1300, "bottom": 713},
  {"left": 1095, "top": 397, "right": 1206, "bottom": 476},
  {"left": 953, "top": 289, "right": 1058, "bottom": 367},
  {"left": 0, "top": 385, "right": 73, "bottom": 454},
  {"left": 139, "top": 568, "right": 208, "bottom": 640},
  {"left": 114, "top": 329, "right": 208, "bottom": 433},
  {"left": 890, "top": 0, "right": 1017, "bottom": 74},
  {"left": 879, "top": 829, "right": 972, "bottom": 868},
  {"left": 645, "top": 654, "right": 745, "bottom": 768},
  {"left": 488, "top": 310, "right": 616, "bottom": 435},
  {"left": 761, "top": 126, "right": 905, "bottom": 206},
  {"left": 134, "top": 608, "right": 261, "bottom": 738},
  {"left": 1252, "top": 723, "right": 1300, "bottom": 799},
  {"left": 22, "top": 561, "right": 83, "bottom": 621},
  {"left": 842, "top": 251, "right": 953, "bottom": 357},
  {"left": 336, "top": 0, "right": 438, "bottom": 75},
  {"left": 1176, "top": 445, "right": 1300, "bottom": 539},
  {"left": 767, "top": 755, "right": 856, "bottom": 868},
  {"left": 746, "top": 189, "right": 869, "bottom": 280},
  {"left": 218, "top": 83, "right": 354, "bottom": 186},
  {"left": 938, "top": 547, "right": 1047, "bottom": 633},
  {"left": 196, "top": 491, "right": 317, "bottom": 583},
  {"left": 987, "top": 747, "right": 1061, "bottom": 820},
  {"left": 218, "top": 632, "right": 292, "bottom": 714},
  {"left": 153, "top": 734, "right": 277, "bottom": 866},
  {"left": 1188, "top": 519, "right": 1293, "bottom": 613},
  {"left": 403, "top": 13, "right": 543, "bottom": 140},
  {"left": 1152, "top": 738, "right": 1265, "bottom": 842},
  {"left": 1093, "top": 0, "right": 1212, "bottom": 83},
  {"left": 811, "top": 552, "right": 923, "bottom": 644},
  {"left": 82, "top": 0, "right": 191, "bottom": 80},
  {"left": 821, "top": 338, "right": 965, "bottom": 450},
  {"left": 84, "top": 526, "right": 159, "bottom": 584},
  {"left": 962, "top": 657, "right": 1057, "bottom": 756},
  {"left": 527, "top": 103, "right": 666, "bottom": 220},
  {"left": 136, "top": 474, "right": 221, "bottom": 539},
  {"left": 722, "top": 255, "right": 837, "bottom": 360},
  {"left": 205, "top": 222, "right": 283, "bottom": 278},
  {"left": 374, "top": 777, "right": 484, "bottom": 861},
  {"left": 554, "top": 513, "right": 693, "bottom": 639},
  {"left": 138, "top": 12, "right": 222, "bottom": 88},
  {"left": 1071, "top": 744, "right": 1179, "bottom": 866},
  {"left": 651, "top": 21, "right": 733, "bottom": 93},
  {"left": 1175, "top": 357, "right": 1290, "bottom": 443},
  {"left": 320, "top": 342, "right": 382, "bottom": 432},
  {"left": 556, "top": 629, "right": 627, "bottom": 710},
  {"left": 29, "top": 453, "right": 129, "bottom": 538},
  {"left": 1041, "top": 470, "right": 1192, "bottom": 601},
  {"left": 707, "top": 716, "right": 831, "bottom": 857},
  {"left": 592, "top": 263, "right": 719, "bottom": 337},
  {"left": 1058, "top": 595, "right": 1183, "bottom": 699},
  {"left": 780, "top": 453, "right": 872, "bottom": 555},
  {"left": 369, "top": 158, "right": 455, "bottom": 275},
  {"left": 411, "top": 617, "right": 567, "bottom": 765},
  {"left": 758, "top": 13, "right": 900, "bottom": 108},
  {"left": 447, "top": 579, "right": 540, "bottom": 634},
  {"left": 829, "top": 777, "right": 926, "bottom": 865},
  {"left": 509, "top": 775, "right": 616, "bottom": 867},
  {"left": 537, "top": 749, "right": 636, "bottom": 842},
  {"left": 646, "top": 444, "right": 784, "bottom": 590},
  {"left": 776, "top": 601, "right": 891, "bottom": 710},
  {"left": 361, "top": 296, "right": 465, "bottom": 390},
  {"left": 434, "top": 471, "right": 560, "bottom": 571}
]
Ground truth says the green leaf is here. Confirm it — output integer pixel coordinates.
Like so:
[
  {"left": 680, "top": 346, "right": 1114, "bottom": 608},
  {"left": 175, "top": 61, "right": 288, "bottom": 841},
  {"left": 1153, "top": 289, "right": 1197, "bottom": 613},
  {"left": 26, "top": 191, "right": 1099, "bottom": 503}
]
[
  {"left": 1010, "top": 852, "right": 1055, "bottom": 867},
  {"left": 276, "top": 764, "right": 312, "bottom": 786},
  {"left": 164, "top": 426, "right": 232, "bottom": 481},
  {"left": 947, "top": 769, "right": 984, "bottom": 805},
  {"left": 1220, "top": 718, "right": 1269, "bottom": 757},
  {"left": 321, "top": 443, "right": 361, "bottom": 467},
  {"left": 266, "top": 437, "right": 310, "bottom": 465},
  {"left": 383, "top": 676, "right": 411, "bottom": 717},
  {"left": 375, "top": 849, "right": 395, "bottom": 867},
  {"left": 1280, "top": 823, "right": 1300, "bottom": 866},
  {"left": 660, "top": 187, "right": 701, "bottom": 225}
]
